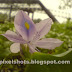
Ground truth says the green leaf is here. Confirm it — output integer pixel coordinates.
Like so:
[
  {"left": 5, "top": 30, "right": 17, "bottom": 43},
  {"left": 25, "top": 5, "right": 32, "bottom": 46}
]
[{"left": 25, "top": 48, "right": 72, "bottom": 72}]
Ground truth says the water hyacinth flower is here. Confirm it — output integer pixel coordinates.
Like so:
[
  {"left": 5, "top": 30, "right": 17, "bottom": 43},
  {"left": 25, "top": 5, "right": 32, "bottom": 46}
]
[{"left": 2, "top": 10, "right": 63, "bottom": 53}]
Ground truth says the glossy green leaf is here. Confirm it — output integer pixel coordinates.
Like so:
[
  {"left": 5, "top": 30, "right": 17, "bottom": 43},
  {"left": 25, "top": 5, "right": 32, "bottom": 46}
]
[{"left": 25, "top": 48, "right": 72, "bottom": 72}]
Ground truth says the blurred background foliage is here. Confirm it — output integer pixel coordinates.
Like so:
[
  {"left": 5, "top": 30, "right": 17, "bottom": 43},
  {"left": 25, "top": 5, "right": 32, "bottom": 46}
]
[{"left": 59, "top": 0, "right": 72, "bottom": 9}]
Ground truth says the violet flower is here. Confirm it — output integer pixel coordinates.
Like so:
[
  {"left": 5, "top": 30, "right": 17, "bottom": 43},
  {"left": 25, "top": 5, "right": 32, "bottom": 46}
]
[{"left": 2, "top": 10, "right": 63, "bottom": 53}]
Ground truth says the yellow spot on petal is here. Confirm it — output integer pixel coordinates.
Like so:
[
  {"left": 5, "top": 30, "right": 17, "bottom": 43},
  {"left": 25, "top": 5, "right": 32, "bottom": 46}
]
[{"left": 25, "top": 22, "right": 30, "bottom": 30}]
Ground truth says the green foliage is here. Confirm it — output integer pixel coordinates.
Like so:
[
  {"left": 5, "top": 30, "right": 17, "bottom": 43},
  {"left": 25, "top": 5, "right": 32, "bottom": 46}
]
[
  {"left": 0, "top": 22, "right": 14, "bottom": 59},
  {"left": 25, "top": 48, "right": 72, "bottom": 72},
  {"left": 33, "top": 19, "right": 41, "bottom": 23},
  {"left": 0, "top": 20, "right": 72, "bottom": 72},
  {"left": 0, "top": 13, "right": 8, "bottom": 22}
]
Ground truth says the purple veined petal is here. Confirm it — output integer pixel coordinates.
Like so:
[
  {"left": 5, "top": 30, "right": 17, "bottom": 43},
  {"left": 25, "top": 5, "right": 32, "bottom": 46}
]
[
  {"left": 14, "top": 10, "right": 36, "bottom": 42},
  {"left": 36, "top": 38, "right": 63, "bottom": 49},
  {"left": 16, "top": 30, "right": 22, "bottom": 37},
  {"left": 28, "top": 44, "right": 37, "bottom": 53},
  {"left": 35, "top": 18, "right": 52, "bottom": 32},
  {"left": 33, "top": 18, "right": 52, "bottom": 41},
  {"left": 2, "top": 30, "right": 26, "bottom": 44},
  {"left": 10, "top": 43, "right": 20, "bottom": 53}
]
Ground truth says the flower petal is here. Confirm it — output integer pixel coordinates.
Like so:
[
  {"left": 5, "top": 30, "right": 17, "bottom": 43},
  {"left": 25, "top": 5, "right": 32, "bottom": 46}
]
[
  {"left": 14, "top": 10, "right": 36, "bottom": 41},
  {"left": 33, "top": 18, "right": 52, "bottom": 41},
  {"left": 2, "top": 30, "right": 26, "bottom": 44},
  {"left": 10, "top": 43, "right": 20, "bottom": 53},
  {"left": 28, "top": 44, "right": 37, "bottom": 53},
  {"left": 36, "top": 38, "right": 63, "bottom": 49}
]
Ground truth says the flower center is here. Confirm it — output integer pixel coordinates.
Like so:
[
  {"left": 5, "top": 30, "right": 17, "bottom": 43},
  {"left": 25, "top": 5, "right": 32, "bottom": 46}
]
[{"left": 25, "top": 22, "right": 30, "bottom": 30}]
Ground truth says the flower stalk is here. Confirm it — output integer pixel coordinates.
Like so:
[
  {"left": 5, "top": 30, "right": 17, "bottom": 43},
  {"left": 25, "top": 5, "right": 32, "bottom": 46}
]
[{"left": 20, "top": 44, "right": 31, "bottom": 59}]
